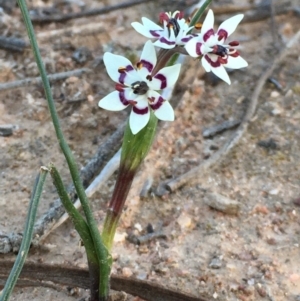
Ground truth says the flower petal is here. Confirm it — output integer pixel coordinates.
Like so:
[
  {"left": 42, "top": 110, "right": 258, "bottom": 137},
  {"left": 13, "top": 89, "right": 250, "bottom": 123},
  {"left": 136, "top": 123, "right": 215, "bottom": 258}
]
[
  {"left": 150, "top": 64, "right": 181, "bottom": 90},
  {"left": 141, "top": 17, "right": 163, "bottom": 31},
  {"left": 217, "top": 14, "right": 244, "bottom": 39},
  {"left": 201, "top": 9, "right": 215, "bottom": 42},
  {"left": 185, "top": 36, "right": 202, "bottom": 57},
  {"left": 131, "top": 21, "right": 154, "bottom": 38},
  {"left": 137, "top": 40, "right": 157, "bottom": 79},
  {"left": 98, "top": 90, "right": 129, "bottom": 111},
  {"left": 154, "top": 100, "right": 174, "bottom": 121},
  {"left": 201, "top": 56, "right": 212, "bottom": 72},
  {"left": 103, "top": 52, "right": 137, "bottom": 84},
  {"left": 224, "top": 55, "right": 248, "bottom": 69},
  {"left": 153, "top": 36, "right": 176, "bottom": 49},
  {"left": 129, "top": 99, "right": 150, "bottom": 134},
  {"left": 211, "top": 65, "right": 231, "bottom": 85}
]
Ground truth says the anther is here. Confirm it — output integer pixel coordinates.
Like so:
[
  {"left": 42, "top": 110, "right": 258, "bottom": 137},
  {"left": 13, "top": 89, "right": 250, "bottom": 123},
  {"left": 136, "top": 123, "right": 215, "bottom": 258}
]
[
  {"left": 229, "top": 41, "right": 239, "bottom": 47},
  {"left": 118, "top": 67, "right": 126, "bottom": 73},
  {"left": 136, "top": 62, "right": 143, "bottom": 70},
  {"left": 194, "top": 23, "right": 202, "bottom": 30},
  {"left": 146, "top": 75, "right": 152, "bottom": 81}
]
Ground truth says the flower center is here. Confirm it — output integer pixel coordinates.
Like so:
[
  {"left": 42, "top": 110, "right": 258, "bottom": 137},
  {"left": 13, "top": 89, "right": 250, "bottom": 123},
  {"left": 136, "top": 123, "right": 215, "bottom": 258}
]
[
  {"left": 167, "top": 18, "right": 180, "bottom": 37},
  {"left": 211, "top": 45, "right": 228, "bottom": 57},
  {"left": 131, "top": 81, "right": 149, "bottom": 95}
]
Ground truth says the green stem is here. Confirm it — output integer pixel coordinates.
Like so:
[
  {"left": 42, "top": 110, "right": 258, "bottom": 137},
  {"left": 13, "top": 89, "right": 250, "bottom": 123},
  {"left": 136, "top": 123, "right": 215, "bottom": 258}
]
[
  {"left": 49, "top": 165, "right": 109, "bottom": 301},
  {"left": 17, "top": 1, "right": 110, "bottom": 299},
  {"left": 189, "top": 0, "right": 213, "bottom": 28},
  {"left": 0, "top": 167, "right": 48, "bottom": 301},
  {"left": 102, "top": 113, "right": 157, "bottom": 251}
]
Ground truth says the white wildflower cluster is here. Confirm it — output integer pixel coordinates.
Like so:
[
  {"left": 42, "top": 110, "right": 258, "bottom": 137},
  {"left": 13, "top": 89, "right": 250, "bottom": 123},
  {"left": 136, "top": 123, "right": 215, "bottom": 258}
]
[{"left": 99, "top": 9, "right": 248, "bottom": 134}]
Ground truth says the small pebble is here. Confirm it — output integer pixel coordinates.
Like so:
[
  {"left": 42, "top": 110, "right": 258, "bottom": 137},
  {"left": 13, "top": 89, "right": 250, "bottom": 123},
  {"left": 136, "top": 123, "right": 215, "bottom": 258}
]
[
  {"left": 122, "top": 267, "right": 133, "bottom": 278},
  {"left": 134, "top": 223, "right": 143, "bottom": 232},
  {"left": 270, "top": 90, "right": 280, "bottom": 98},
  {"left": 209, "top": 257, "right": 222, "bottom": 269},
  {"left": 269, "top": 189, "right": 279, "bottom": 195},
  {"left": 289, "top": 273, "right": 300, "bottom": 283},
  {"left": 114, "top": 232, "right": 127, "bottom": 243},
  {"left": 136, "top": 271, "right": 148, "bottom": 280},
  {"left": 177, "top": 212, "right": 192, "bottom": 229}
]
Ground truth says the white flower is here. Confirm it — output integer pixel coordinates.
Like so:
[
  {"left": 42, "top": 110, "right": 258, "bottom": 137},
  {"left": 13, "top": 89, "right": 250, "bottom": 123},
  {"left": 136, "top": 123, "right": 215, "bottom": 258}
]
[
  {"left": 98, "top": 41, "right": 181, "bottom": 135},
  {"left": 185, "top": 9, "right": 248, "bottom": 85},
  {"left": 131, "top": 11, "right": 195, "bottom": 49}
]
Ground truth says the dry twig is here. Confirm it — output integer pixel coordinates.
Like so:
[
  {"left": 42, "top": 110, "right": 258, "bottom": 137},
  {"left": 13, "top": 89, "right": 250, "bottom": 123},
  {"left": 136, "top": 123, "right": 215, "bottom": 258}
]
[
  {"left": 0, "top": 36, "right": 28, "bottom": 52},
  {"left": 166, "top": 30, "right": 300, "bottom": 192},
  {"left": 30, "top": 0, "right": 157, "bottom": 24},
  {"left": 0, "top": 260, "right": 213, "bottom": 301},
  {"left": 0, "top": 69, "right": 91, "bottom": 92}
]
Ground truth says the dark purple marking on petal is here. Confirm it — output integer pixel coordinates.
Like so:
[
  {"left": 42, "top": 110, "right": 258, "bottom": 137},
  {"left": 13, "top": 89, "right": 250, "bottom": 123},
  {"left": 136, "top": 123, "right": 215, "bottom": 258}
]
[
  {"left": 203, "top": 28, "right": 214, "bottom": 42},
  {"left": 181, "top": 36, "right": 194, "bottom": 43},
  {"left": 217, "top": 29, "right": 228, "bottom": 41},
  {"left": 150, "top": 96, "right": 164, "bottom": 110},
  {"left": 118, "top": 65, "right": 134, "bottom": 84},
  {"left": 140, "top": 59, "right": 154, "bottom": 73},
  {"left": 159, "top": 37, "right": 176, "bottom": 46},
  {"left": 154, "top": 73, "right": 167, "bottom": 89},
  {"left": 119, "top": 91, "right": 130, "bottom": 106},
  {"left": 205, "top": 54, "right": 221, "bottom": 68},
  {"left": 196, "top": 42, "right": 203, "bottom": 56},
  {"left": 132, "top": 105, "right": 149, "bottom": 115},
  {"left": 149, "top": 30, "right": 161, "bottom": 38}
]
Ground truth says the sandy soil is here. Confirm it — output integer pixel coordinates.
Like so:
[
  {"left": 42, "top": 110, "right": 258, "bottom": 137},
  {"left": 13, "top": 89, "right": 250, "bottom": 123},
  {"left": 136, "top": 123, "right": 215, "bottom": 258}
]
[{"left": 1, "top": 0, "right": 300, "bottom": 300}]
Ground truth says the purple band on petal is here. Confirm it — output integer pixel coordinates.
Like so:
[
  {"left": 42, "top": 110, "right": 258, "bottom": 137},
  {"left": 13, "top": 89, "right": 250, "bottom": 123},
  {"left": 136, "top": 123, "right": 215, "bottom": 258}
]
[
  {"left": 181, "top": 36, "right": 194, "bottom": 43},
  {"left": 154, "top": 73, "right": 167, "bottom": 89},
  {"left": 205, "top": 55, "right": 221, "bottom": 68},
  {"left": 217, "top": 29, "right": 228, "bottom": 41},
  {"left": 150, "top": 30, "right": 161, "bottom": 38},
  {"left": 150, "top": 96, "right": 164, "bottom": 110},
  {"left": 118, "top": 65, "right": 134, "bottom": 84},
  {"left": 119, "top": 91, "right": 130, "bottom": 106},
  {"left": 203, "top": 28, "right": 214, "bottom": 42},
  {"left": 132, "top": 106, "right": 149, "bottom": 115},
  {"left": 140, "top": 59, "right": 153, "bottom": 73},
  {"left": 159, "top": 37, "right": 176, "bottom": 46},
  {"left": 196, "top": 42, "right": 202, "bottom": 56}
]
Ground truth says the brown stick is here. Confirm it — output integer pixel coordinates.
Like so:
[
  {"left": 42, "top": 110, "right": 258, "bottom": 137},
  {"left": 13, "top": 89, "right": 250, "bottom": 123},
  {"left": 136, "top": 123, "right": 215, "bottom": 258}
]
[
  {"left": 166, "top": 30, "right": 300, "bottom": 192},
  {"left": 0, "top": 36, "right": 28, "bottom": 52},
  {"left": 30, "top": 0, "right": 157, "bottom": 24},
  {"left": 0, "top": 260, "right": 213, "bottom": 301},
  {"left": 0, "top": 68, "right": 91, "bottom": 92}
]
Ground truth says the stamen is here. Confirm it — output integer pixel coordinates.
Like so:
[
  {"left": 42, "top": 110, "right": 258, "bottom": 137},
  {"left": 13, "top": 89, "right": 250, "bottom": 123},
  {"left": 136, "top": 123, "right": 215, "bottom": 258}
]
[
  {"left": 146, "top": 75, "right": 152, "bottom": 81},
  {"left": 115, "top": 83, "right": 125, "bottom": 92},
  {"left": 194, "top": 23, "right": 202, "bottom": 30},
  {"left": 128, "top": 100, "right": 137, "bottom": 106},
  {"left": 159, "top": 12, "right": 169, "bottom": 23},
  {"left": 175, "top": 11, "right": 184, "bottom": 19},
  {"left": 230, "top": 51, "right": 240, "bottom": 57},
  {"left": 218, "top": 56, "right": 227, "bottom": 64},
  {"left": 118, "top": 66, "right": 127, "bottom": 73},
  {"left": 229, "top": 41, "right": 239, "bottom": 47},
  {"left": 136, "top": 61, "right": 143, "bottom": 70}
]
